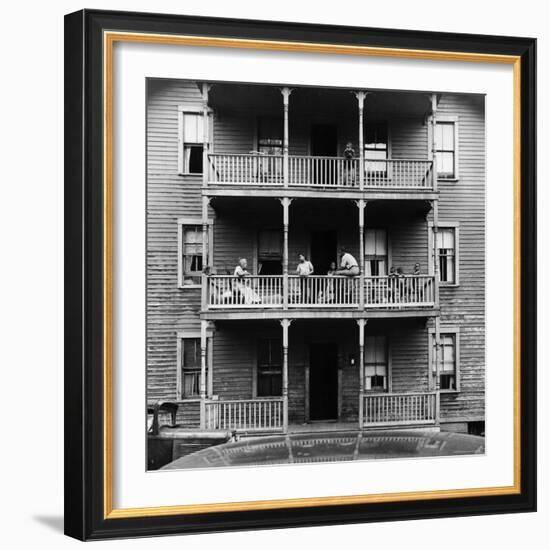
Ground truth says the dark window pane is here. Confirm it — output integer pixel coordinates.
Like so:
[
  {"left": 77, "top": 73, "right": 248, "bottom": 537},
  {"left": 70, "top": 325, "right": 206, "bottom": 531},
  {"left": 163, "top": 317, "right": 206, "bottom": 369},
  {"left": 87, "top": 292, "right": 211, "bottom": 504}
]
[{"left": 188, "top": 145, "right": 203, "bottom": 173}]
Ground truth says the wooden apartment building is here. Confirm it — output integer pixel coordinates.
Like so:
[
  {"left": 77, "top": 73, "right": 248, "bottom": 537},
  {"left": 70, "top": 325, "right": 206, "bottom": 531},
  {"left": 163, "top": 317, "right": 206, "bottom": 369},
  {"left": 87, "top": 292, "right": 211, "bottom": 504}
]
[{"left": 146, "top": 79, "right": 485, "bottom": 436}]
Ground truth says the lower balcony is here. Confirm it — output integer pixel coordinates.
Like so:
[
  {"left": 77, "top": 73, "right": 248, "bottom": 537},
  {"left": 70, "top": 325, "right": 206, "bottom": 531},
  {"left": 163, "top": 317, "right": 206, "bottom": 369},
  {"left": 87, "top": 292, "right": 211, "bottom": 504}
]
[{"left": 206, "top": 274, "right": 436, "bottom": 311}]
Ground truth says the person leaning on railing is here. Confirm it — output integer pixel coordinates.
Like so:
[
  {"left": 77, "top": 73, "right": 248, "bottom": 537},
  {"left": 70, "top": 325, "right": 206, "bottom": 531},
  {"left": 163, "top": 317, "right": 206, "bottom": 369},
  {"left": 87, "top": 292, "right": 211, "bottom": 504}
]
[
  {"left": 343, "top": 142, "right": 356, "bottom": 186},
  {"left": 296, "top": 254, "right": 314, "bottom": 304}
]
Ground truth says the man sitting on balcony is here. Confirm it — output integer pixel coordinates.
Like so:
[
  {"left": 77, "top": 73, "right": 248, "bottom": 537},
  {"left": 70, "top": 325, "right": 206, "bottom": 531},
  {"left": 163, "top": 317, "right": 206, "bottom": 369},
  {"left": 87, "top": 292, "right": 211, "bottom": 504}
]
[
  {"left": 336, "top": 247, "right": 360, "bottom": 277},
  {"left": 296, "top": 254, "right": 314, "bottom": 304}
]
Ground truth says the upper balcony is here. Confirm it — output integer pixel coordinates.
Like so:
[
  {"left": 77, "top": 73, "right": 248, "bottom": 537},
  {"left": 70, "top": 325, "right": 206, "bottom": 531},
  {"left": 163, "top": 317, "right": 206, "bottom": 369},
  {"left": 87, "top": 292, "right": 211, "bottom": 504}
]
[
  {"left": 207, "top": 154, "right": 434, "bottom": 194},
  {"left": 201, "top": 84, "right": 440, "bottom": 201}
]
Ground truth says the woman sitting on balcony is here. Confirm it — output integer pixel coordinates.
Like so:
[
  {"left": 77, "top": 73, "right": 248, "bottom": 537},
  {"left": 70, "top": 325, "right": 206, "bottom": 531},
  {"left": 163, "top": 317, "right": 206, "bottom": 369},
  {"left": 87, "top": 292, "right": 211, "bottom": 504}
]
[{"left": 233, "top": 258, "right": 261, "bottom": 305}]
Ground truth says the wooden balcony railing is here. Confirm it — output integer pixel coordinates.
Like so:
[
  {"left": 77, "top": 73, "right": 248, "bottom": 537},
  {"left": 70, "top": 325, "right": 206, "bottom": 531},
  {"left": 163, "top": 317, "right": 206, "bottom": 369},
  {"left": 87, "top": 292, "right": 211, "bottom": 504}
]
[
  {"left": 206, "top": 275, "right": 435, "bottom": 309},
  {"left": 208, "top": 153, "right": 284, "bottom": 185},
  {"left": 365, "top": 275, "right": 435, "bottom": 308},
  {"left": 208, "top": 153, "right": 433, "bottom": 189},
  {"left": 288, "top": 156, "right": 358, "bottom": 187},
  {"left": 362, "top": 391, "right": 438, "bottom": 427},
  {"left": 204, "top": 398, "right": 284, "bottom": 432}
]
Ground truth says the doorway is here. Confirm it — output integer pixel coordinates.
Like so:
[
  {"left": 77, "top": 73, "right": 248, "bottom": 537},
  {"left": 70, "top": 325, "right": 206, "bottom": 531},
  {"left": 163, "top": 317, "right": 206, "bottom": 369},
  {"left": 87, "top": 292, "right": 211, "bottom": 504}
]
[
  {"left": 311, "top": 231, "right": 337, "bottom": 275},
  {"left": 311, "top": 124, "right": 338, "bottom": 185},
  {"left": 309, "top": 342, "right": 338, "bottom": 421}
]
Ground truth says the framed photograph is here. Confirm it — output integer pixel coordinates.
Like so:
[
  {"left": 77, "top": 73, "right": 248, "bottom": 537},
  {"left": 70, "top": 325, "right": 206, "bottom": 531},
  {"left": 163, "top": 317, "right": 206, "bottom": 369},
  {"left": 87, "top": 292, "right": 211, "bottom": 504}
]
[{"left": 64, "top": 9, "right": 536, "bottom": 540}]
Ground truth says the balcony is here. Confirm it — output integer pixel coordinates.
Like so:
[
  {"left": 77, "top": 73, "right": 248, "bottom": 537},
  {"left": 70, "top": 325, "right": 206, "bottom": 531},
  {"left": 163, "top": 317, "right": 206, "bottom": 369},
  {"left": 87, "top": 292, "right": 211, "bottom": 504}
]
[
  {"left": 362, "top": 391, "right": 438, "bottom": 428},
  {"left": 204, "top": 397, "right": 284, "bottom": 433},
  {"left": 206, "top": 274, "right": 435, "bottom": 311},
  {"left": 208, "top": 153, "right": 434, "bottom": 191}
]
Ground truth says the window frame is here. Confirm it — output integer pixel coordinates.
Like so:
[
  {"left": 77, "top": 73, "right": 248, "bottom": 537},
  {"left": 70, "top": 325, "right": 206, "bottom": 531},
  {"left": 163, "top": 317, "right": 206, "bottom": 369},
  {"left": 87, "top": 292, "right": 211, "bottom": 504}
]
[
  {"left": 255, "top": 337, "right": 283, "bottom": 398},
  {"left": 364, "top": 334, "right": 392, "bottom": 392},
  {"left": 177, "top": 105, "right": 213, "bottom": 176},
  {"left": 428, "top": 326, "right": 461, "bottom": 393},
  {"left": 176, "top": 330, "right": 214, "bottom": 401},
  {"left": 428, "top": 221, "right": 460, "bottom": 287},
  {"left": 364, "top": 228, "right": 389, "bottom": 277},
  {"left": 177, "top": 217, "right": 214, "bottom": 289},
  {"left": 432, "top": 115, "right": 459, "bottom": 182}
]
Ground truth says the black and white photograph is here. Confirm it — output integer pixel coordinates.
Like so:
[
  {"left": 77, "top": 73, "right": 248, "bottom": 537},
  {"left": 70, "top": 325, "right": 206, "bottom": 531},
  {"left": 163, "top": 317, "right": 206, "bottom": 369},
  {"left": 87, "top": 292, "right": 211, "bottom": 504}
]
[{"left": 146, "top": 79, "right": 486, "bottom": 470}]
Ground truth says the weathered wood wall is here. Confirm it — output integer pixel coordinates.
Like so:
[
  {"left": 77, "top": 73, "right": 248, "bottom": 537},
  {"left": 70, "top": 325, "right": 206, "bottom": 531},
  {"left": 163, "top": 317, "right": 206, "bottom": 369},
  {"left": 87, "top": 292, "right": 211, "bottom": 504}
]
[{"left": 146, "top": 78, "right": 485, "bottom": 429}]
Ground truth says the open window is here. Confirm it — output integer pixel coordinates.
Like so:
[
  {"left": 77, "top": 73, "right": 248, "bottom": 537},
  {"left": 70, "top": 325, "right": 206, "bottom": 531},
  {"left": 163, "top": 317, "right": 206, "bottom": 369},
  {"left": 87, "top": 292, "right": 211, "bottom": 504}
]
[
  {"left": 364, "top": 335, "right": 388, "bottom": 391},
  {"left": 178, "top": 106, "right": 212, "bottom": 175},
  {"left": 430, "top": 329, "right": 460, "bottom": 392},
  {"left": 365, "top": 229, "right": 388, "bottom": 276},
  {"left": 177, "top": 334, "right": 212, "bottom": 400},
  {"left": 177, "top": 217, "right": 213, "bottom": 287}
]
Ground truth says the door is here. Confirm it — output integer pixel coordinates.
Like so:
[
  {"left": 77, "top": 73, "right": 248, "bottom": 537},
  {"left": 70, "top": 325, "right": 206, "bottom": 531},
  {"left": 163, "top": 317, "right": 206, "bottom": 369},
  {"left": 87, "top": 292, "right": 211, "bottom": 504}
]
[
  {"left": 309, "top": 343, "right": 338, "bottom": 421},
  {"left": 311, "top": 124, "right": 338, "bottom": 185},
  {"left": 311, "top": 231, "right": 337, "bottom": 275}
]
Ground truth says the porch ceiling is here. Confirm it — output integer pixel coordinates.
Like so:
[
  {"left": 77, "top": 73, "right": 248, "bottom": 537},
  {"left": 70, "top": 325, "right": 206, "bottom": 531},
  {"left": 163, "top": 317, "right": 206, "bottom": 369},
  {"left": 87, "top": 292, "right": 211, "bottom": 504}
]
[{"left": 209, "top": 82, "right": 434, "bottom": 119}]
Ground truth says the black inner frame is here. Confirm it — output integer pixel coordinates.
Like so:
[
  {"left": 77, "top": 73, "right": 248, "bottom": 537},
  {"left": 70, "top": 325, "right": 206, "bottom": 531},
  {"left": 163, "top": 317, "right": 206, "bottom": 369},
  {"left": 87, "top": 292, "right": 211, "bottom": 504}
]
[{"left": 64, "top": 9, "right": 537, "bottom": 541}]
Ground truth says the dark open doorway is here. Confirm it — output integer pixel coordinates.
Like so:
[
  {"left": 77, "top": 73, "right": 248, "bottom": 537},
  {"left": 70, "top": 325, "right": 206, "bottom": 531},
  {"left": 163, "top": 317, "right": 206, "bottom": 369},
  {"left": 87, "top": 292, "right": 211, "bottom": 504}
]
[
  {"left": 311, "top": 231, "right": 337, "bottom": 275},
  {"left": 309, "top": 342, "right": 338, "bottom": 421},
  {"left": 311, "top": 124, "right": 338, "bottom": 185},
  {"left": 311, "top": 124, "right": 338, "bottom": 156}
]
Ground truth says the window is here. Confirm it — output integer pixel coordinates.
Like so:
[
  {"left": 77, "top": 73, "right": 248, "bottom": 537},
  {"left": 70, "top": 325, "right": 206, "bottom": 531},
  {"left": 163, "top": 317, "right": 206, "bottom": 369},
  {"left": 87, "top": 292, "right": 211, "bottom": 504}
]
[
  {"left": 180, "top": 225, "right": 204, "bottom": 285},
  {"left": 257, "top": 338, "right": 282, "bottom": 397},
  {"left": 432, "top": 333, "right": 458, "bottom": 391},
  {"left": 180, "top": 338, "right": 202, "bottom": 398},
  {"left": 365, "top": 229, "right": 387, "bottom": 276},
  {"left": 258, "top": 229, "right": 282, "bottom": 275},
  {"left": 258, "top": 117, "right": 283, "bottom": 155},
  {"left": 435, "top": 121, "right": 456, "bottom": 179},
  {"left": 365, "top": 122, "right": 388, "bottom": 175},
  {"left": 364, "top": 335, "right": 388, "bottom": 391},
  {"left": 178, "top": 107, "right": 212, "bottom": 175},
  {"left": 436, "top": 227, "right": 456, "bottom": 284}
]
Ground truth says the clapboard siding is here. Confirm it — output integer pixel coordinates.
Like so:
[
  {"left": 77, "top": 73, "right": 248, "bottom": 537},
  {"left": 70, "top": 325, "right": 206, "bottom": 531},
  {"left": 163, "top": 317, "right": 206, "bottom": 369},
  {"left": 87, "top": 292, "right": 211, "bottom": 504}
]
[
  {"left": 146, "top": 79, "right": 485, "bottom": 429},
  {"left": 431, "top": 93, "right": 485, "bottom": 422},
  {"left": 147, "top": 80, "right": 208, "bottom": 403}
]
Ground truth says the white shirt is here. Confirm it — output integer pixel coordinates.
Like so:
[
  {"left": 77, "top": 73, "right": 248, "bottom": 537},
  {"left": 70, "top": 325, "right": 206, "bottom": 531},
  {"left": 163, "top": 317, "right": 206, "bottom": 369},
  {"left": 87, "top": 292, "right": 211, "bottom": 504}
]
[
  {"left": 234, "top": 265, "right": 249, "bottom": 277},
  {"left": 296, "top": 260, "right": 314, "bottom": 276},
  {"left": 340, "top": 253, "right": 358, "bottom": 269}
]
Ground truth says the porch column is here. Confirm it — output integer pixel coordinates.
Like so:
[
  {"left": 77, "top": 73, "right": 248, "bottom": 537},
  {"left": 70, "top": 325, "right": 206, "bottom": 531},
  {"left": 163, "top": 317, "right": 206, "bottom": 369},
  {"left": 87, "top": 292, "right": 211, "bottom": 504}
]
[
  {"left": 281, "top": 87, "right": 292, "bottom": 188},
  {"left": 200, "top": 320, "right": 208, "bottom": 429},
  {"left": 281, "top": 319, "right": 292, "bottom": 433},
  {"left": 355, "top": 91, "right": 367, "bottom": 190},
  {"left": 201, "top": 83, "right": 211, "bottom": 189},
  {"left": 280, "top": 197, "right": 292, "bottom": 309},
  {"left": 201, "top": 196, "right": 210, "bottom": 311},
  {"left": 357, "top": 319, "right": 366, "bottom": 429},
  {"left": 357, "top": 199, "right": 366, "bottom": 309}
]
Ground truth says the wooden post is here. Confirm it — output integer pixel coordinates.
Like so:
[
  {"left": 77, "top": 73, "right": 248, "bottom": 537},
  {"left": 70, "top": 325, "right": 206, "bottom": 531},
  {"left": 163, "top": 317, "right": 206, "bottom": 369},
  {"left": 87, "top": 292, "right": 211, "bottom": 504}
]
[
  {"left": 355, "top": 91, "right": 367, "bottom": 190},
  {"left": 201, "top": 83, "right": 211, "bottom": 189},
  {"left": 200, "top": 320, "right": 208, "bottom": 429},
  {"left": 201, "top": 196, "right": 210, "bottom": 311},
  {"left": 280, "top": 197, "right": 292, "bottom": 309},
  {"left": 281, "top": 87, "right": 292, "bottom": 188},
  {"left": 357, "top": 199, "right": 366, "bottom": 309},
  {"left": 357, "top": 319, "right": 366, "bottom": 429},
  {"left": 430, "top": 92, "right": 438, "bottom": 193},
  {"left": 281, "top": 319, "right": 292, "bottom": 433}
]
